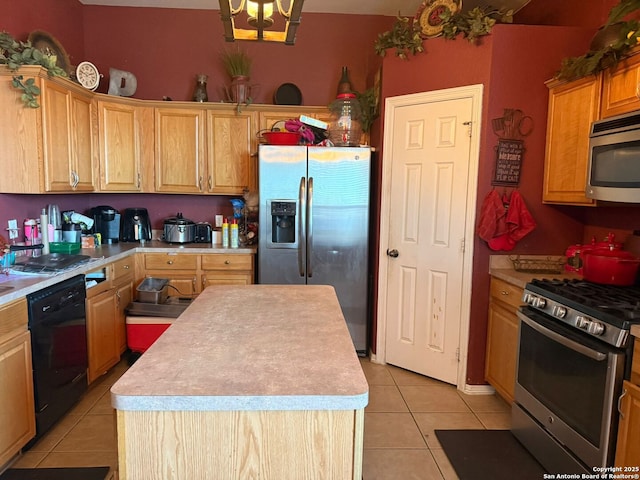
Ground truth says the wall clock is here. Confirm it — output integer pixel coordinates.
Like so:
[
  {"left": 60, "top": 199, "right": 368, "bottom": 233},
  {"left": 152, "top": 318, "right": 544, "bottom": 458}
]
[
  {"left": 76, "top": 61, "right": 101, "bottom": 91},
  {"left": 416, "top": 0, "right": 461, "bottom": 38}
]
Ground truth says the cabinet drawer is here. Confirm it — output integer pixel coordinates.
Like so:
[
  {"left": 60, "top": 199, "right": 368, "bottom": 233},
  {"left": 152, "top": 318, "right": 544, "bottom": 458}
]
[
  {"left": 201, "top": 254, "right": 253, "bottom": 271},
  {"left": 144, "top": 253, "right": 198, "bottom": 270},
  {"left": 0, "top": 298, "right": 28, "bottom": 341},
  {"left": 490, "top": 278, "right": 524, "bottom": 310},
  {"left": 112, "top": 256, "right": 135, "bottom": 281}
]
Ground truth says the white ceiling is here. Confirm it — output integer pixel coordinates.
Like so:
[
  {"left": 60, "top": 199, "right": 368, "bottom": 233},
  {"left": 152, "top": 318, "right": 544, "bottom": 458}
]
[{"left": 77, "top": 0, "right": 425, "bottom": 17}]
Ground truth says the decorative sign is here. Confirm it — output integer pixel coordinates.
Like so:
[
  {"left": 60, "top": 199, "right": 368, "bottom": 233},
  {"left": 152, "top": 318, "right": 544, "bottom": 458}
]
[{"left": 492, "top": 139, "right": 524, "bottom": 186}]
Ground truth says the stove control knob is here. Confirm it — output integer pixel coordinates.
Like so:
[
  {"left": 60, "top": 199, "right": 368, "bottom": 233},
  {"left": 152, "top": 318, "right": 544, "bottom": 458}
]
[
  {"left": 587, "top": 321, "right": 605, "bottom": 336},
  {"left": 522, "top": 293, "right": 533, "bottom": 305},
  {"left": 576, "top": 316, "right": 590, "bottom": 330},
  {"left": 532, "top": 297, "right": 546, "bottom": 309},
  {"left": 552, "top": 305, "right": 567, "bottom": 318}
]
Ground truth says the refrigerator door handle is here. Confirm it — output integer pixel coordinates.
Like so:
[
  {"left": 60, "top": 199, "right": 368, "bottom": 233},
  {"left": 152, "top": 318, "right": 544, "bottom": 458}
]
[
  {"left": 298, "top": 176, "right": 306, "bottom": 277},
  {"left": 307, "top": 176, "right": 313, "bottom": 278}
]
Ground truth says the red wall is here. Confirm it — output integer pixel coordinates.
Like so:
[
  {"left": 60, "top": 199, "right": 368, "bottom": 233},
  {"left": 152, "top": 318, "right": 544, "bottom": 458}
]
[
  {"left": 378, "top": 24, "right": 602, "bottom": 384},
  {"left": 81, "top": 7, "right": 390, "bottom": 105},
  {"left": 1, "top": 0, "right": 85, "bottom": 65}
]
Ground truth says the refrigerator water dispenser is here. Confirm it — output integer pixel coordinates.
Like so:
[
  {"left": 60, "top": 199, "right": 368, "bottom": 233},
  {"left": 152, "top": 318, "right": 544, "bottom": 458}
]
[{"left": 270, "top": 201, "right": 296, "bottom": 245}]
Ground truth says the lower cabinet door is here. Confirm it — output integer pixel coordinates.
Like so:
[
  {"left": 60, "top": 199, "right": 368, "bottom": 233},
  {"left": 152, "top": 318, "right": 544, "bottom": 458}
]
[
  {"left": 87, "top": 289, "right": 119, "bottom": 384},
  {"left": 0, "top": 330, "right": 36, "bottom": 465},
  {"left": 615, "top": 380, "right": 640, "bottom": 467},
  {"left": 115, "top": 280, "right": 133, "bottom": 354}
]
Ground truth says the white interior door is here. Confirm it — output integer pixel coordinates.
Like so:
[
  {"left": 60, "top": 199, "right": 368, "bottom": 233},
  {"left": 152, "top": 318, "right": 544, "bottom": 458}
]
[{"left": 378, "top": 86, "right": 482, "bottom": 386}]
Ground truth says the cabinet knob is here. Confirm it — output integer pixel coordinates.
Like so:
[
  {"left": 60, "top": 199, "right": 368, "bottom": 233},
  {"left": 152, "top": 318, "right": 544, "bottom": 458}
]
[
  {"left": 123, "top": 264, "right": 130, "bottom": 269},
  {"left": 224, "top": 260, "right": 230, "bottom": 265},
  {"left": 167, "top": 260, "right": 173, "bottom": 265},
  {"left": 501, "top": 290, "right": 509, "bottom": 295}
]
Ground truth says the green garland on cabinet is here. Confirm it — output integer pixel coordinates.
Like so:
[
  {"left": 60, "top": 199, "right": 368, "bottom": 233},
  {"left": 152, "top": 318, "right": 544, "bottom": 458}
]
[
  {"left": 374, "top": 7, "right": 513, "bottom": 60},
  {"left": 0, "top": 31, "right": 67, "bottom": 108},
  {"left": 557, "top": 1, "right": 640, "bottom": 81}
]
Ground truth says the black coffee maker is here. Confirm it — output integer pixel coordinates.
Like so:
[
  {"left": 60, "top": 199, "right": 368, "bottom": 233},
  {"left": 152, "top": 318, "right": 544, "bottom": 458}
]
[
  {"left": 90, "top": 206, "right": 121, "bottom": 244},
  {"left": 120, "top": 208, "right": 152, "bottom": 242}
]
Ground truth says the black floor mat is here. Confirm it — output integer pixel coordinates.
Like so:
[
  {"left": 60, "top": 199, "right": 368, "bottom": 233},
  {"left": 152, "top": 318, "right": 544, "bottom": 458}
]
[
  {"left": 435, "top": 429, "right": 546, "bottom": 480},
  {"left": 0, "top": 467, "right": 110, "bottom": 480}
]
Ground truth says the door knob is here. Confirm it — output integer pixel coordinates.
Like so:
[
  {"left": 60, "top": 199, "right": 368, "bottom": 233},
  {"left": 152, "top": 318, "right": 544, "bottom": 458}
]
[{"left": 387, "top": 249, "right": 399, "bottom": 258}]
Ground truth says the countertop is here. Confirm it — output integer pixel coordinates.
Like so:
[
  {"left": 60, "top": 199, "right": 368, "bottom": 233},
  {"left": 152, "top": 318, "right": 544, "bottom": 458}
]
[
  {"left": 110, "top": 285, "right": 369, "bottom": 412},
  {"left": 489, "top": 255, "right": 581, "bottom": 288},
  {"left": 0, "top": 241, "right": 256, "bottom": 305}
]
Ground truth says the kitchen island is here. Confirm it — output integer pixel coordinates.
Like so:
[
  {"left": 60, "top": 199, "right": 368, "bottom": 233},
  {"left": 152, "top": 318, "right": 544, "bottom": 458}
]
[{"left": 111, "top": 284, "right": 368, "bottom": 480}]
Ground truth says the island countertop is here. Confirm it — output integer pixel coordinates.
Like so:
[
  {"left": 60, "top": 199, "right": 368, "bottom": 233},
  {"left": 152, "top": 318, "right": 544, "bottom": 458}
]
[{"left": 111, "top": 284, "right": 369, "bottom": 412}]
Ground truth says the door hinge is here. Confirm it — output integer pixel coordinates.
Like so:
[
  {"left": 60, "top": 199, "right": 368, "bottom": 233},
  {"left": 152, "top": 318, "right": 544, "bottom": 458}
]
[
  {"left": 455, "top": 347, "right": 460, "bottom": 362},
  {"left": 463, "top": 120, "right": 472, "bottom": 137},
  {"left": 460, "top": 238, "right": 465, "bottom": 253}
]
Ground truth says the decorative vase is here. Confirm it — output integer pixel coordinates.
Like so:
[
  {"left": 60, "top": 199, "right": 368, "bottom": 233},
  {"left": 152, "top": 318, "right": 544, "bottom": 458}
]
[
  {"left": 336, "top": 66, "right": 353, "bottom": 95},
  {"left": 229, "top": 75, "right": 251, "bottom": 104},
  {"left": 192, "top": 74, "right": 209, "bottom": 102}
]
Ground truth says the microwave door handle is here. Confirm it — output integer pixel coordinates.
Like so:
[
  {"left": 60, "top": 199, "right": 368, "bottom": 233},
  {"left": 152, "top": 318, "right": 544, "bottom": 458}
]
[
  {"left": 298, "top": 177, "right": 306, "bottom": 277},
  {"left": 517, "top": 311, "right": 607, "bottom": 361}
]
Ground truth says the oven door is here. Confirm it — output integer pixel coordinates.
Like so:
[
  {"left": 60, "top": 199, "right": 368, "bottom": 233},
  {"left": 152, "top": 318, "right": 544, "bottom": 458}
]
[{"left": 514, "top": 306, "right": 625, "bottom": 470}]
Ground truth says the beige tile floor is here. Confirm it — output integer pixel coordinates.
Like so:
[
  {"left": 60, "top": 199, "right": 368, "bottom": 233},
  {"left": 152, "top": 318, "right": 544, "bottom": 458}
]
[{"left": 8, "top": 357, "right": 511, "bottom": 480}]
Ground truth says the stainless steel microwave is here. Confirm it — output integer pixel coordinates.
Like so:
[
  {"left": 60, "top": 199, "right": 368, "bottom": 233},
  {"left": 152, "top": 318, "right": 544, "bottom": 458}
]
[{"left": 587, "top": 110, "right": 640, "bottom": 203}]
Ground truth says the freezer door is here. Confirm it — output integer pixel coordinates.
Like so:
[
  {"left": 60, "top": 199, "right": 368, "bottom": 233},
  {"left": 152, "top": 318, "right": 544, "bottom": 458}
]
[
  {"left": 307, "top": 147, "right": 371, "bottom": 352},
  {"left": 258, "top": 145, "right": 308, "bottom": 285}
]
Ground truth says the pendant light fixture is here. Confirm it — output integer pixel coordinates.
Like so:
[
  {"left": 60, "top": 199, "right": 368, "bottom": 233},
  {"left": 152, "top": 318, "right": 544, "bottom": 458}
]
[{"left": 218, "top": 0, "right": 304, "bottom": 45}]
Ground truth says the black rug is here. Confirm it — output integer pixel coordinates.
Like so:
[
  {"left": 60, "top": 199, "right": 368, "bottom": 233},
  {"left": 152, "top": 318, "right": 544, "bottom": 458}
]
[
  {"left": 0, "top": 467, "right": 110, "bottom": 480},
  {"left": 435, "top": 430, "right": 546, "bottom": 480}
]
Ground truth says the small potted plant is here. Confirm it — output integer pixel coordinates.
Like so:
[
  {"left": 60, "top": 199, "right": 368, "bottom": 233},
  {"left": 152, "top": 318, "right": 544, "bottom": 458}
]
[{"left": 220, "top": 48, "right": 253, "bottom": 111}]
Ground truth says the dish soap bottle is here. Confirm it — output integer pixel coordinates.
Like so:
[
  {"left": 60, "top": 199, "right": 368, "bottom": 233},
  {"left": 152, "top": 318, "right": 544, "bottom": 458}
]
[
  {"left": 222, "top": 218, "right": 229, "bottom": 248},
  {"left": 230, "top": 219, "right": 239, "bottom": 248}
]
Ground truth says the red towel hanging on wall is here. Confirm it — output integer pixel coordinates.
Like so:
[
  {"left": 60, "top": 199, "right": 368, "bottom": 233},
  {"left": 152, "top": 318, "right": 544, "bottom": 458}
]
[{"left": 477, "top": 190, "right": 536, "bottom": 251}]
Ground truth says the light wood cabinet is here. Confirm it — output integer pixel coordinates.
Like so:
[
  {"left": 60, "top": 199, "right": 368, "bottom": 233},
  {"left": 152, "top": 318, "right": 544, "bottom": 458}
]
[
  {"left": 112, "top": 256, "right": 135, "bottom": 354},
  {"left": 485, "top": 277, "right": 522, "bottom": 403},
  {"left": 0, "top": 298, "right": 35, "bottom": 466},
  {"left": 41, "top": 80, "right": 96, "bottom": 192},
  {"left": 96, "top": 98, "right": 154, "bottom": 192},
  {"left": 206, "top": 109, "right": 256, "bottom": 194},
  {"left": 201, "top": 253, "right": 254, "bottom": 288},
  {"left": 86, "top": 256, "right": 137, "bottom": 383},
  {"left": 615, "top": 337, "right": 640, "bottom": 467},
  {"left": 155, "top": 107, "right": 206, "bottom": 193},
  {"left": 142, "top": 252, "right": 255, "bottom": 298},
  {"left": 0, "top": 66, "right": 96, "bottom": 193},
  {"left": 86, "top": 288, "right": 120, "bottom": 384},
  {"left": 143, "top": 253, "right": 199, "bottom": 298},
  {"left": 543, "top": 76, "right": 601, "bottom": 206},
  {"left": 601, "top": 50, "right": 640, "bottom": 119}
]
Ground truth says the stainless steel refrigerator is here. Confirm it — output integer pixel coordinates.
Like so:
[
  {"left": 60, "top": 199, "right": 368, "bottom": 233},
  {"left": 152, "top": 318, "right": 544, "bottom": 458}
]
[{"left": 258, "top": 145, "right": 371, "bottom": 353}]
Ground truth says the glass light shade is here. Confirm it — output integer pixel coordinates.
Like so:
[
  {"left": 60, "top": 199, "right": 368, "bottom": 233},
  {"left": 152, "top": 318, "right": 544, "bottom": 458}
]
[{"left": 247, "top": 1, "right": 274, "bottom": 20}]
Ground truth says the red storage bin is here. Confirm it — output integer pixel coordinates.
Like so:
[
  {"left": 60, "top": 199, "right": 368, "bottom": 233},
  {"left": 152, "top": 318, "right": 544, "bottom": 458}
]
[{"left": 126, "top": 316, "right": 173, "bottom": 353}]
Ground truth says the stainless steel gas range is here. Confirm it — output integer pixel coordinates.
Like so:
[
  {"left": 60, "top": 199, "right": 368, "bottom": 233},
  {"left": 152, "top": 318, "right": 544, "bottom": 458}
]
[{"left": 512, "top": 278, "right": 640, "bottom": 474}]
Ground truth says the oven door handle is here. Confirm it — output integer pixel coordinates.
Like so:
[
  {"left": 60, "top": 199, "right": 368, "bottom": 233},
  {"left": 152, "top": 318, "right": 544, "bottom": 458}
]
[{"left": 518, "top": 312, "right": 607, "bottom": 361}]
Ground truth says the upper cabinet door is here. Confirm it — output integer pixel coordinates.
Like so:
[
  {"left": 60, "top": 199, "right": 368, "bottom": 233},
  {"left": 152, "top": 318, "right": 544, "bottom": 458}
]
[
  {"left": 40, "top": 80, "right": 96, "bottom": 192},
  {"left": 543, "top": 76, "right": 601, "bottom": 206},
  {"left": 69, "top": 91, "right": 97, "bottom": 191},
  {"left": 206, "top": 110, "right": 256, "bottom": 194},
  {"left": 601, "top": 50, "right": 640, "bottom": 119},
  {"left": 97, "top": 99, "right": 146, "bottom": 192},
  {"left": 155, "top": 107, "right": 206, "bottom": 193}
]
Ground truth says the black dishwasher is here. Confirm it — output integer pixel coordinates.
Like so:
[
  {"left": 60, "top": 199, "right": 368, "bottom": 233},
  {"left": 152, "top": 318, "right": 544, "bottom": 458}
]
[{"left": 26, "top": 274, "right": 88, "bottom": 445}]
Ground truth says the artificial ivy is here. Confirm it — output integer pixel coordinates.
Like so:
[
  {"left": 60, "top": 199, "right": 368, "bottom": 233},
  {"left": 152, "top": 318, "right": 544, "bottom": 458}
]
[
  {"left": 374, "top": 7, "right": 513, "bottom": 59},
  {"left": 557, "top": 1, "right": 640, "bottom": 81}
]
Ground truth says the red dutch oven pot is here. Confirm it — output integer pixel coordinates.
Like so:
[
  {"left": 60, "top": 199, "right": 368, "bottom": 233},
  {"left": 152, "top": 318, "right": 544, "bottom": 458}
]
[
  {"left": 565, "top": 233, "right": 622, "bottom": 274},
  {"left": 582, "top": 246, "right": 640, "bottom": 286}
]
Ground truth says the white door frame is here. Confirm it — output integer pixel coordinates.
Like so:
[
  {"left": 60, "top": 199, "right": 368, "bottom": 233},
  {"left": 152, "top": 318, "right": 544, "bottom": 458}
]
[{"left": 374, "top": 84, "right": 484, "bottom": 394}]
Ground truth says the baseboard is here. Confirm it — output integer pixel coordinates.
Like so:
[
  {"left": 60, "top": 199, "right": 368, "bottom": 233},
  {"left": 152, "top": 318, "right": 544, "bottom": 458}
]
[{"left": 462, "top": 383, "right": 496, "bottom": 395}]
